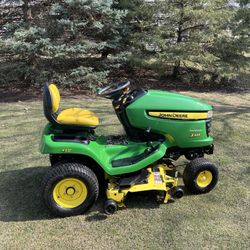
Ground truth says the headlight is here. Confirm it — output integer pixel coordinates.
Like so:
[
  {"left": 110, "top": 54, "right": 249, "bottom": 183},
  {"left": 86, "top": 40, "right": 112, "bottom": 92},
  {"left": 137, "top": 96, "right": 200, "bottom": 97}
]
[
  {"left": 206, "top": 119, "right": 212, "bottom": 136},
  {"left": 207, "top": 110, "right": 213, "bottom": 118}
]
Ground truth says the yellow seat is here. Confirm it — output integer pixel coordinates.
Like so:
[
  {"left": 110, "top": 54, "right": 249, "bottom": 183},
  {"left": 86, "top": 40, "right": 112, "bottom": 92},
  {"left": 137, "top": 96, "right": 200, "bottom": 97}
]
[
  {"left": 57, "top": 108, "right": 99, "bottom": 127},
  {"left": 43, "top": 83, "right": 99, "bottom": 128}
]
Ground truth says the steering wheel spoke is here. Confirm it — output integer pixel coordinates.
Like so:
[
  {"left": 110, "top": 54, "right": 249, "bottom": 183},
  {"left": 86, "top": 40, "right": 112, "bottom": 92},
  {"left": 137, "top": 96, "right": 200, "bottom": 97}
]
[{"left": 98, "top": 80, "right": 130, "bottom": 99}]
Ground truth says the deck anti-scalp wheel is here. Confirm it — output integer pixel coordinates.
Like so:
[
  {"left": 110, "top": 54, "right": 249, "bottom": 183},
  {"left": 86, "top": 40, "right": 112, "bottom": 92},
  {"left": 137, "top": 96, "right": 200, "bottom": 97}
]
[
  {"left": 43, "top": 162, "right": 99, "bottom": 217},
  {"left": 104, "top": 200, "right": 118, "bottom": 215},
  {"left": 183, "top": 158, "right": 218, "bottom": 194}
]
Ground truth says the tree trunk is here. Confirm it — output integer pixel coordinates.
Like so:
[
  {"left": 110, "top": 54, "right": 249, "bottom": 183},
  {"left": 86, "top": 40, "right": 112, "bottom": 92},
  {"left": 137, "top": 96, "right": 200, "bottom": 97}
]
[
  {"left": 22, "top": 0, "right": 32, "bottom": 23},
  {"left": 172, "top": 59, "right": 181, "bottom": 78},
  {"left": 101, "top": 50, "right": 109, "bottom": 59},
  {"left": 172, "top": 2, "right": 184, "bottom": 78}
]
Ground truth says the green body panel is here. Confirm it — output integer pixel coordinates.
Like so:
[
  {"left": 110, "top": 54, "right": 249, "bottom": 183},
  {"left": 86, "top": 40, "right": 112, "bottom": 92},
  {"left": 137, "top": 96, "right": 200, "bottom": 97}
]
[
  {"left": 126, "top": 90, "right": 213, "bottom": 148},
  {"left": 40, "top": 90, "right": 214, "bottom": 175},
  {"left": 132, "top": 90, "right": 212, "bottom": 111},
  {"left": 40, "top": 124, "right": 167, "bottom": 175}
]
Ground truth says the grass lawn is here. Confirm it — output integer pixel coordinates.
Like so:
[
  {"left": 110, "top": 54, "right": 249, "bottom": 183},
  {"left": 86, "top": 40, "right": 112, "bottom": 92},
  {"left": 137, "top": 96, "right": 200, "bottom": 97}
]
[{"left": 0, "top": 91, "right": 249, "bottom": 249}]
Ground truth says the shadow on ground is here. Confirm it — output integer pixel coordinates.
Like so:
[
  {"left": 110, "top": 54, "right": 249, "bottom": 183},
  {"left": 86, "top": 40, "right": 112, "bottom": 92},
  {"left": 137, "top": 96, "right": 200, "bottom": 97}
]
[
  {"left": 0, "top": 166, "right": 189, "bottom": 222},
  {"left": 0, "top": 167, "right": 52, "bottom": 222}
]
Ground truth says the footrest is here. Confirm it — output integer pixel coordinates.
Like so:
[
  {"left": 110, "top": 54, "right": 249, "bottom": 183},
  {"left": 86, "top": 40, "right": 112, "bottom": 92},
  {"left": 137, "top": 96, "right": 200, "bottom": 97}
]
[
  {"left": 112, "top": 147, "right": 157, "bottom": 168},
  {"left": 118, "top": 169, "right": 149, "bottom": 187}
]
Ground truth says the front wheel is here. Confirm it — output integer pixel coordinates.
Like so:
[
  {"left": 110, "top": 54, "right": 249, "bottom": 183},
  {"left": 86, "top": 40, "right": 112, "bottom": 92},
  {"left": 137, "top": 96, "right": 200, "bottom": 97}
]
[
  {"left": 42, "top": 162, "right": 99, "bottom": 217},
  {"left": 183, "top": 158, "right": 218, "bottom": 194}
]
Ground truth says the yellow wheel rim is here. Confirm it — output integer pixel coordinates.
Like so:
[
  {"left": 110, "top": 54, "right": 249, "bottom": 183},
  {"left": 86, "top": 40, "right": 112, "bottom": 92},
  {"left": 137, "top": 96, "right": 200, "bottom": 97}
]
[
  {"left": 196, "top": 170, "right": 213, "bottom": 188},
  {"left": 53, "top": 178, "right": 88, "bottom": 209}
]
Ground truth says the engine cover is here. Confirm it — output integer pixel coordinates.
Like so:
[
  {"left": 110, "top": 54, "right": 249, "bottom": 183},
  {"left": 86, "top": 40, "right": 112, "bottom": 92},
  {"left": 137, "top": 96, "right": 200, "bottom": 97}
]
[{"left": 126, "top": 90, "right": 213, "bottom": 148}]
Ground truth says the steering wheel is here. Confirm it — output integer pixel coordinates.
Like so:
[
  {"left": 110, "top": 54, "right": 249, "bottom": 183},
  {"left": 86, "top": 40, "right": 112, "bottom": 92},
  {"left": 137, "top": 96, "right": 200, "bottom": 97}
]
[{"left": 98, "top": 80, "right": 130, "bottom": 99}]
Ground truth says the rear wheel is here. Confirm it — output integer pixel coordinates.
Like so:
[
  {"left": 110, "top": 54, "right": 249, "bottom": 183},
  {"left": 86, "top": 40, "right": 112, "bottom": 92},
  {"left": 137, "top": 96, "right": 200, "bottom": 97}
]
[
  {"left": 49, "top": 154, "right": 63, "bottom": 166},
  {"left": 43, "top": 162, "right": 99, "bottom": 217},
  {"left": 183, "top": 158, "right": 218, "bottom": 194}
]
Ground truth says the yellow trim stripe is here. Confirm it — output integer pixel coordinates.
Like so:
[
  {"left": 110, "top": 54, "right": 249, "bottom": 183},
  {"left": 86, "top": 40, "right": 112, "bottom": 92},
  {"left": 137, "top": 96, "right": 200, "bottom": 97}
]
[{"left": 148, "top": 111, "right": 208, "bottom": 120}]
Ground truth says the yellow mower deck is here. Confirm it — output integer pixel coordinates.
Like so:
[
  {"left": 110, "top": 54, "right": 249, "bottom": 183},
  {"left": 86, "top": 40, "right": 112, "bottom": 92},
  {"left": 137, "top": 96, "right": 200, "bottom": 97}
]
[{"left": 106, "top": 164, "right": 179, "bottom": 207}]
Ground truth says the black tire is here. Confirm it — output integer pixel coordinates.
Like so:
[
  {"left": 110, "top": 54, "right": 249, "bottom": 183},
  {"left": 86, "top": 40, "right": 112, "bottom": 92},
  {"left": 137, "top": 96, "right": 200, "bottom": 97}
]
[
  {"left": 183, "top": 158, "right": 218, "bottom": 194},
  {"left": 104, "top": 200, "right": 118, "bottom": 215},
  {"left": 49, "top": 154, "right": 63, "bottom": 166},
  {"left": 184, "top": 152, "right": 204, "bottom": 161},
  {"left": 49, "top": 155, "right": 106, "bottom": 188},
  {"left": 49, "top": 154, "right": 77, "bottom": 166},
  {"left": 43, "top": 162, "right": 99, "bottom": 217}
]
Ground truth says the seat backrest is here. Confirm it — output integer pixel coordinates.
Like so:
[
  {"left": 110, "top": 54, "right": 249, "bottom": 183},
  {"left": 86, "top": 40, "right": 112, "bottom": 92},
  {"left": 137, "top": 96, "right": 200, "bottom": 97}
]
[{"left": 43, "top": 83, "right": 61, "bottom": 123}]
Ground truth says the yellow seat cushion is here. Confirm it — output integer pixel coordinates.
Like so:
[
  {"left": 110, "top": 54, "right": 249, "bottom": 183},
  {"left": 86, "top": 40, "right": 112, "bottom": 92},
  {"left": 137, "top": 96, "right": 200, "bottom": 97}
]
[
  {"left": 49, "top": 84, "right": 61, "bottom": 113},
  {"left": 57, "top": 108, "right": 99, "bottom": 127}
]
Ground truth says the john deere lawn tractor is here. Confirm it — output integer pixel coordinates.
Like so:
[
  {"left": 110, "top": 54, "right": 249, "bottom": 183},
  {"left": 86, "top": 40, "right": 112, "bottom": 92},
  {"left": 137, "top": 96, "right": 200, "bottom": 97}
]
[{"left": 40, "top": 81, "right": 218, "bottom": 217}]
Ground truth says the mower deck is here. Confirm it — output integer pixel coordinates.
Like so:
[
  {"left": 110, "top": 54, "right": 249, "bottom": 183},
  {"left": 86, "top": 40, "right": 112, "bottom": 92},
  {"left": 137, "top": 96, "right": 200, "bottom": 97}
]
[{"left": 106, "top": 164, "right": 181, "bottom": 208}]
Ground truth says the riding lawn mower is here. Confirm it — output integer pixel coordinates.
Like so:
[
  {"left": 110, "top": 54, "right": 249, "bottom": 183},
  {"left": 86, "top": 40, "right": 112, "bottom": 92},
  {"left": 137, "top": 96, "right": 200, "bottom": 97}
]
[{"left": 40, "top": 81, "right": 218, "bottom": 217}]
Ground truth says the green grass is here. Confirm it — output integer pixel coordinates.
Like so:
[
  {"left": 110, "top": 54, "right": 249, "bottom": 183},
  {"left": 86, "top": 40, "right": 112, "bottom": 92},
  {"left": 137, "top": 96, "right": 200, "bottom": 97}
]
[{"left": 0, "top": 92, "right": 249, "bottom": 249}]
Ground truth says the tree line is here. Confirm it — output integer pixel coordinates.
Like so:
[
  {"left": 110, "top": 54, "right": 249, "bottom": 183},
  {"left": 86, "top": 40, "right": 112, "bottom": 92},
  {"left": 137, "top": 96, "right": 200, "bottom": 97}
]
[{"left": 0, "top": 0, "right": 249, "bottom": 89}]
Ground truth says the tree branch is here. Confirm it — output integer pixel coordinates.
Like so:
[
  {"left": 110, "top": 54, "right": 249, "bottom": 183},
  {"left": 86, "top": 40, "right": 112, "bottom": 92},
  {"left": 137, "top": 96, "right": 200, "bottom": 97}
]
[{"left": 181, "top": 24, "right": 205, "bottom": 33}]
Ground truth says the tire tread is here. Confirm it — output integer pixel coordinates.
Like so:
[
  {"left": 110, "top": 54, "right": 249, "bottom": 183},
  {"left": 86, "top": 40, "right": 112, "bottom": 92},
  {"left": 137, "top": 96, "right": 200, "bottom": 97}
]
[
  {"left": 183, "top": 158, "right": 218, "bottom": 194},
  {"left": 42, "top": 162, "right": 99, "bottom": 217}
]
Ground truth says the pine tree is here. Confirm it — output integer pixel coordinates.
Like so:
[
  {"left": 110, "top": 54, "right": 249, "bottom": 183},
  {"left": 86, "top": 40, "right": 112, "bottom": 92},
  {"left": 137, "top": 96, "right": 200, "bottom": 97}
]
[
  {"left": 128, "top": 0, "right": 248, "bottom": 83},
  {"left": 0, "top": 0, "right": 53, "bottom": 84},
  {"left": 0, "top": 0, "right": 127, "bottom": 88},
  {"left": 1, "top": 0, "right": 248, "bottom": 87},
  {"left": 208, "top": 0, "right": 250, "bottom": 81}
]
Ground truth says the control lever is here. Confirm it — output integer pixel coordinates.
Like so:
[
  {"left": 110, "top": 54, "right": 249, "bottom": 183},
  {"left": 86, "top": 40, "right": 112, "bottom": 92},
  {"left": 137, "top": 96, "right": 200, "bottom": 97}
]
[
  {"left": 145, "top": 128, "right": 161, "bottom": 152},
  {"left": 145, "top": 128, "right": 156, "bottom": 152},
  {"left": 146, "top": 141, "right": 156, "bottom": 152}
]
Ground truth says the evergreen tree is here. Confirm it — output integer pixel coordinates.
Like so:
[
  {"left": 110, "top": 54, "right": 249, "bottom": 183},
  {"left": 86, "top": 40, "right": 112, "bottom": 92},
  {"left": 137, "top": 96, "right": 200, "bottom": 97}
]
[
  {"left": 0, "top": 0, "right": 53, "bottom": 84},
  {"left": 0, "top": 0, "right": 248, "bottom": 87},
  {"left": 0, "top": 0, "right": 127, "bottom": 88},
  {"left": 209, "top": 0, "right": 250, "bottom": 80},
  {"left": 128, "top": 0, "right": 248, "bottom": 82}
]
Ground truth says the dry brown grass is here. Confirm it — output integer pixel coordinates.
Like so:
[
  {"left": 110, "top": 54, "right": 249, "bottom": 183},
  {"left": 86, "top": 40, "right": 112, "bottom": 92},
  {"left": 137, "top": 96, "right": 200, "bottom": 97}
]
[{"left": 0, "top": 92, "right": 249, "bottom": 249}]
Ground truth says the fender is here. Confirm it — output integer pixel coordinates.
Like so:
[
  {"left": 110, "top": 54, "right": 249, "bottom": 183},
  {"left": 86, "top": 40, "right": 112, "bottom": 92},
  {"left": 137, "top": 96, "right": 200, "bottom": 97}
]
[{"left": 40, "top": 124, "right": 168, "bottom": 175}]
